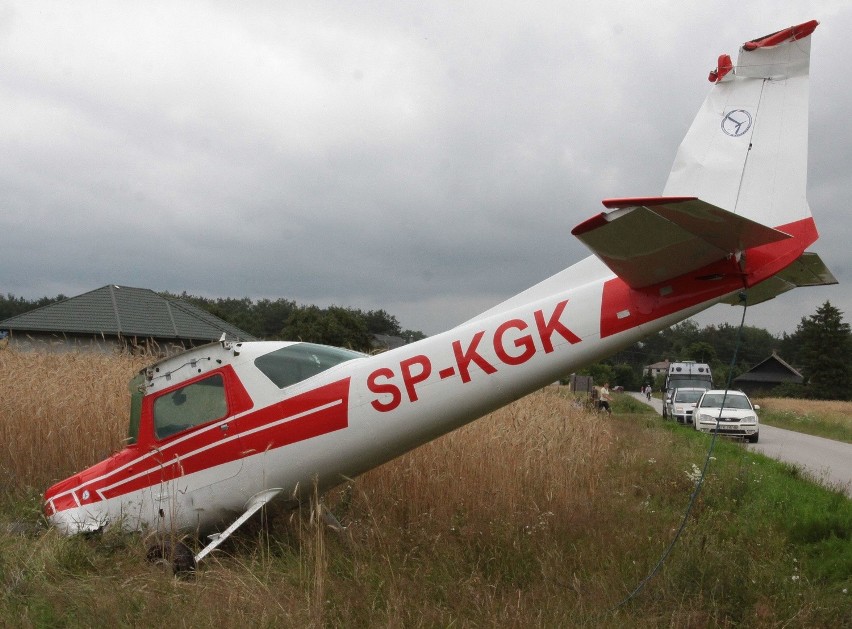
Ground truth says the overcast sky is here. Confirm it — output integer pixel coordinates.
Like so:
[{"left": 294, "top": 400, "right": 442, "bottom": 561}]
[{"left": 1, "top": 1, "right": 849, "bottom": 337}]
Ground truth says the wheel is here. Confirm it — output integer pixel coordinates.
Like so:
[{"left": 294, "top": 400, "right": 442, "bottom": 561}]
[
  {"left": 146, "top": 538, "right": 196, "bottom": 576},
  {"left": 747, "top": 432, "right": 759, "bottom": 444}
]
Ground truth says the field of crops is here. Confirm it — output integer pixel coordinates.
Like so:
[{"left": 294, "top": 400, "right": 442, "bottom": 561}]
[
  {"left": 755, "top": 396, "right": 852, "bottom": 443},
  {"left": 1, "top": 350, "right": 850, "bottom": 627}
]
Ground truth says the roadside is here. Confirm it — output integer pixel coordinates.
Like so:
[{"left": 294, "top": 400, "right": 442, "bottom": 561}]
[
  {"left": 625, "top": 391, "right": 852, "bottom": 498},
  {"left": 754, "top": 398, "right": 852, "bottom": 444},
  {"left": 627, "top": 391, "right": 664, "bottom": 415}
]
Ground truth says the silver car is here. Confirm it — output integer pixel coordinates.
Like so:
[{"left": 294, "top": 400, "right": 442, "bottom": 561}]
[
  {"left": 693, "top": 390, "right": 760, "bottom": 443},
  {"left": 667, "top": 387, "right": 706, "bottom": 424}
]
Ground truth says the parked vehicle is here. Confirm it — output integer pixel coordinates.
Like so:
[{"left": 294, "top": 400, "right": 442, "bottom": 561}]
[
  {"left": 693, "top": 390, "right": 760, "bottom": 443},
  {"left": 665, "top": 387, "right": 705, "bottom": 424},
  {"left": 662, "top": 361, "right": 712, "bottom": 419}
]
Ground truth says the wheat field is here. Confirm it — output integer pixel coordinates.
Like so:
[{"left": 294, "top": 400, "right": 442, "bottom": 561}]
[
  {"left": 1, "top": 349, "right": 849, "bottom": 628},
  {"left": 756, "top": 396, "right": 852, "bottom": 426},
  {"left": 0, "top": 350, "right": 151, "bottom": 493}
]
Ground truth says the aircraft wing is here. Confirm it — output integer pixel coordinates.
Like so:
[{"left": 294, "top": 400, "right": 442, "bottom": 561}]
[
  {"left": 571, "top": 197, "right": 791, "bottom": 288},
  {"left": 719, "top": 251, "right": 838, "bottom": 306}
]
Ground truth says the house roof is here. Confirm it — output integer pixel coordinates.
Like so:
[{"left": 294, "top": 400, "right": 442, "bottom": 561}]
[
  {"left": 372, "top": 334, "right": 407, "bottom": 351},
  {"left": 645, "top": 360, "right": 670, "bottom": 370},
  {"left": 733, "top": 352, "right": 803, "bottom": 384},
  {"left": 0, "top": 285, "right": 256, "bottom": 342}
]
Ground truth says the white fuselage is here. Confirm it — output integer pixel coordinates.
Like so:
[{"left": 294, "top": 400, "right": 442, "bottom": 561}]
[{"left": 45, "top": 255, "right": 723, "bottom": 537}]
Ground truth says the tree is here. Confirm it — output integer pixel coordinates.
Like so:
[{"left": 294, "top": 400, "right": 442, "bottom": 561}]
[
  {"left": 0, "top": 293, "right": 65, "bottom": 320},
  {"left": 791, "top": 301, "right": 852, "bottom": 400},
  {"left": 683, "top": 341, "right": 717, "bottom": 364},
  {"left": 401, "top": 329, "right": 427, "bottom": 343},
  {"left": 579, "top": 363, "right": 615, "bottom": 388},
  {"left": 281, "top": 305, "right": 373, "bottom": 351},
  {"left": 360, "top": 309, "right": 402, "bottom": 336},
  {"left": 253, "top": 298, "right": 297, "bottom": 338},
  {"left": 612, "top": 363, "right": 639, "bottom": 390}
]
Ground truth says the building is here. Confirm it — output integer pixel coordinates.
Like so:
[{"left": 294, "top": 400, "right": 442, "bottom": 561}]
[
  {"left": 371, "top": 333, "right": 408, "bottom": 352},
  {"left": 0, "top": 285, "right": 256, "bottom": 353},
  {"left": 644, "top": 360, "right": 670, "bottom": 379},
  {"left": 733, "top": 353, "right": 804, "bottom": 396}
]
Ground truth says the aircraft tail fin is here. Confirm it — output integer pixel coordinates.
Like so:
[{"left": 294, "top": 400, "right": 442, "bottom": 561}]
[
  {"left": 663, "top": 20, "right": 818, "bottom": 229},
  {"left": 467, "top": 22, "right": 827, "bottom": 327}
]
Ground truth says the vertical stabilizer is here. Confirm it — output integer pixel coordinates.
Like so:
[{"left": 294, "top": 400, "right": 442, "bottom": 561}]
[{"left": 664, "top": 21, "right": 818, "bottom": 228}]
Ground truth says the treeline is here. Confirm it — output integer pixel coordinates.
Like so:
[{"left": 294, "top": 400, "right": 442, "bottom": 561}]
[
  {"left": 3, "top": 292, "right": 850, "bottom": 398},
  {"left": 580, "top": 301, "right": 852, "bottom": 400},
  {"left": 0, "top": 292, "right": 426, "bottom": 354},
  {"left": 0, "top": 294, "right": 68, "bottom": 320},
  {"left": 168, "top": 293, "right": 427, "bottom": 352}
]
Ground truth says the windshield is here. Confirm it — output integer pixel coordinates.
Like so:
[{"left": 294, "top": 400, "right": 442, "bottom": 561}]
[
  {"left": 699, "top": 393, "right": 751, "bottom": 410},
  {"left": 675, "top": 390, "right": 703, "bottom": 403},
  {"left": 255, "top": 343, "right": 364, "bottom": 389},
  {"left": 668, "top": 377, "right": 712, "bottom": 391}
]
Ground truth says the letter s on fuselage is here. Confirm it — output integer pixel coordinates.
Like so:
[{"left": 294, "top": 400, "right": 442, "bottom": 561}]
[{"left": 366, "top": 298, "right": 581, "bottom": 413}]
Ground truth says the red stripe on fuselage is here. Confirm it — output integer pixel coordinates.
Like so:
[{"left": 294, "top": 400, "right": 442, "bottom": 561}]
[{"left": 48, "top": 377, "right": 351, "bottom": 510}]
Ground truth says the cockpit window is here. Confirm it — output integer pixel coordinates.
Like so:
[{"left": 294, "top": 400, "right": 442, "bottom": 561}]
[
  {"left": 153, "top": 373, "right": 227, "bottom": 439},
  {"left": 254, "top": 343, "right": 364, "bottom": 389}
]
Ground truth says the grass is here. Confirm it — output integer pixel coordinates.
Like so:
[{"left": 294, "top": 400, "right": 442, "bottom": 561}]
[
  {"left": 0, "top": 350, "right": 850, "bottom": 627},
  {"left": 754, "top": 397, "right": 852, "bottom": 443}
]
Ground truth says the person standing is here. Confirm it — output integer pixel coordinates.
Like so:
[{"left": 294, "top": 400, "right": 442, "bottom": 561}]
[{"left": 599, "top": 382, "right": 612, "bottom": 414}]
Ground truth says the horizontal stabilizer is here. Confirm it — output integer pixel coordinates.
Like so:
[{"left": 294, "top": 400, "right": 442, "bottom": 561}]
[
  {"left": 720, "top": 252, "right": 838, "bottom": 306},
  {"left": 571, "top": 197, "right": 791, "bottom": 288}
]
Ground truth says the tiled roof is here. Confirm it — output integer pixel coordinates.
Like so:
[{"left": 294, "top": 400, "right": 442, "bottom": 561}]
[{"left": 0, "top": 285, "right": 256, "bottom": 341}]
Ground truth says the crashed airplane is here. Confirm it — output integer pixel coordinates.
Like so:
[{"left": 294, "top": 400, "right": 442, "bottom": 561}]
[{"left": 44, "top": 20, "right": 834, "bottom": 571}]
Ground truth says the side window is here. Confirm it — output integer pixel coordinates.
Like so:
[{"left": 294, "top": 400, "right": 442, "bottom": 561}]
[{"left": 153, "top": 373, "right": 227, "bottom": 439}]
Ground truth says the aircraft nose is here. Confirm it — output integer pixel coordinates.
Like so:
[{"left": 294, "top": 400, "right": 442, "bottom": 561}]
[{"left": 45, "top": 505, "right": 106, "bottom": 535}]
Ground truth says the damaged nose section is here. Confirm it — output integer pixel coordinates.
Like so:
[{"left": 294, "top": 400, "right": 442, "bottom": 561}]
[
  {"left": 45, "top": 505, "right": 109, "bottom": 535},
  {"left": 43, "top": 471, "right": 110, "bottom": 535}
]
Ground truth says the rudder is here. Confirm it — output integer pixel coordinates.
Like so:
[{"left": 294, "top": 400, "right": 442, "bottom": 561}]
[{"left": 663, "top": 21, "right": 818, "bottom": 229}]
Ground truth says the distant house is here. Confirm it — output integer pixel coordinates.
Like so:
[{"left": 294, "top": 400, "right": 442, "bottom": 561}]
[
  {"left": 0, "top": 285, "right": 256, "bottom": 353},
  {"left": 371, "top": 334, "right": 408, "bottom": 352},
  {"left": 644, "top": 360, "right": 670, "bottom": 379},
  {"left": 733, "top": 353, "right": 803, "bottom": 396}
]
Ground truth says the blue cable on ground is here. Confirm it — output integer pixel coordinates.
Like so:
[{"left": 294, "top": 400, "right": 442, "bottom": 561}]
[{"left": 609, "top": 293, "right": 749, "bottom": 612}]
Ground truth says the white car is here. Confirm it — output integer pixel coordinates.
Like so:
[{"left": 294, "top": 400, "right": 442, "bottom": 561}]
[
  {"left": 667, "top": 387, "right": 706, "bottom": 424},
  {"left": 693, "top": 390, "right": 760, "bottom": 443}
]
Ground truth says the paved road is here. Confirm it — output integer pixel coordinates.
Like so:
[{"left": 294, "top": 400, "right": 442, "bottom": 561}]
[{"left": 627, "top": 392, "right": 852, "bottom": 498}]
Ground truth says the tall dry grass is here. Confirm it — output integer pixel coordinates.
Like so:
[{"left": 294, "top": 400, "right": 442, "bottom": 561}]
[
  {"left": 0, "top": 349, "right": 150, "bottom": 495},
  {"left": 351, "top": 390, "right": 616, "bottom": 537},
  {"left": 755, "top": 396, "right": 852, "bottom": 427},
  {"left": 0, "top": 349, "right": 631, "bottom": 625},
  {"left": 1, "top": 350, "right": 849, "bottom": 627},
  {"left": 755, "top": 396, "right": 852, "bottom": 442}
]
